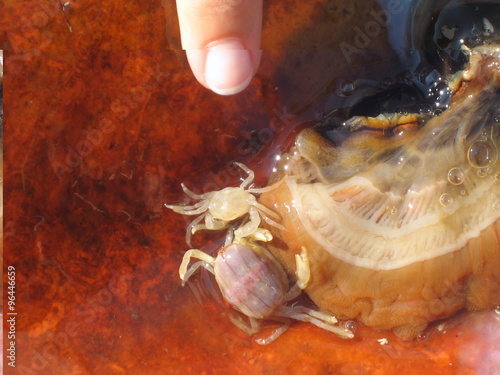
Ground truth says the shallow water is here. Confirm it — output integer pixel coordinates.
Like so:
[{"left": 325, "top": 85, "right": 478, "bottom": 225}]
[{"left": 2, "top": 0, "right": 500, "bottom": 374}]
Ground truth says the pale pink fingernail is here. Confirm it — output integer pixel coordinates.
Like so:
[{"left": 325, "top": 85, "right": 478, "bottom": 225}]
[{"left": 204, "top": 38, "right": 254, "bottom": 96}]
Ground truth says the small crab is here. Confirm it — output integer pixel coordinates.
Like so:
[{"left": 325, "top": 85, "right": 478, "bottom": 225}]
[
  {"left": 179, "top": 239, "right": 354, "bottom": 344},
  {"left": 165, "top": 162, "right": 284, "bottom": 245}
]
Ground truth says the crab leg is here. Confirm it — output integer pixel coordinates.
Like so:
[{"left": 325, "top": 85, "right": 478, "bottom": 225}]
[
  {"left": 234, "top": 206, "right": 261, "bottom": 241},
  {"left": 181, "top": 183, "right": 212, "bottom": 200},
  {"left": 164, "top": 199, "right": 209, "bottom": 213},
  {"left": 234, "top": 162, "right": 255, "bottom": 189},
  {"left": 247, "top": 178, "right": 284, "bottom": 194},
  {"left": 294, "top": 247, "right": 310, "bottom": 290},
  {"left": 292, "top": 311, "right": 353, "bottom": 338},
  {"left": 256, "top": 207, "right": 285, "bottom": 231},
  {"left": 173, "top": 200, "right": 211, "bottom": 216},
  {"left": 253, "top": 201, "right": 282, "bottom": 220},
  {"left": 186, "top": 213, "right": 207, "bottom": 246},
  {"left": 254, "top": 318, "right": 291, "bottom": 345},
  {"left": 179, "top": 249, "right": 215, "bottom": 284},
  {"left": 274, "top": 305, "right": 353, "bottom": 339},
  {"left": 228, "top": 314, "right": 261, "bottom": 335},
  {"left": 204, "top": 213, "right": 228, "bottom": 231}
]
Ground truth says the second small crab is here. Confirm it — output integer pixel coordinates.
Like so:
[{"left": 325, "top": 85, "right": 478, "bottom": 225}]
[
  {"left": 165, "top": 162, "right": 284, "bottom": 245},
  {"left": 178, "top": 239, "right": 353, "bottom": 344}
]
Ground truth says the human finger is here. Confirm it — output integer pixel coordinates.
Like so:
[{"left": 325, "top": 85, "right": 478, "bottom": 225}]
[{"left": 176, "top": 0, "right": 263, "bottom": 95}]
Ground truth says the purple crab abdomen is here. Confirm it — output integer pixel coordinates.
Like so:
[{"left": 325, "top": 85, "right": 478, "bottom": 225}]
[{"left": 214, "top": 243, "right": 287, "bottom": 319}]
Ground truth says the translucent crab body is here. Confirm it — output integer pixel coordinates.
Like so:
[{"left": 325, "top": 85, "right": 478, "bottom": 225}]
[{"left": 166, "top": 162, "right": 284, "bottom": 245}]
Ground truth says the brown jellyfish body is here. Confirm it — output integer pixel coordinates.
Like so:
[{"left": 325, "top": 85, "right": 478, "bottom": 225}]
[{"left": 259, "top": 45, "right": 500, "bottom": 340}]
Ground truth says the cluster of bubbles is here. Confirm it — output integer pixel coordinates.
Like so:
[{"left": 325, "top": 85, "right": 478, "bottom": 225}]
[
  {"left": 438, "top": 167, "right": 466, "bottom": 208},
  {"left": 439, "top": 136, "right": 499, "bottom": 208}
]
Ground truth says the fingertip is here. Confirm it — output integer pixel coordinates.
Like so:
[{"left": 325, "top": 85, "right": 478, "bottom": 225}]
[
  {"left": 186, "top": 39, "right": 261, "bottom": 96},
  {"left": 204, "top": 38, "right": 258, "bottom": 95},
  {"left": 176, "top": 0, "right": 263, "bottom": 95}
]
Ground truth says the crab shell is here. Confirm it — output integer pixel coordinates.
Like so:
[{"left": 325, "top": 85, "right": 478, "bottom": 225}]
[
  {"left": 259, "top": 45, "right": 500, "bottom": 340},
  {"left": 214, "top": 240, "right": 289, "bottom": 319}
]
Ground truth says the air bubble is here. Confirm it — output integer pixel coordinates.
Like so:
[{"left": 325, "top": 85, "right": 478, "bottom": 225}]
[
  {"left": 495, "top": 305, "right": 500, "bottom": 316},
  {"left": 342, "top": 320, "right": 357, "bottom": 332},
  {"left": 460, "top": 189, "right": 467, "bottom": 196},
  {"left": 477, "top": 168, "right": 487, "bottom": 178},
  {"left": 493, "top": 202, "right": 500, "bottom": 210},
  {"left": 439, "top": 193, "right": 453, "bottom": 207},
  {"left": 447, "top": 167, "right": 464, "bottom": 185},
  {"left": 468, "top": 141, "right": 496, "bottom": 168}
]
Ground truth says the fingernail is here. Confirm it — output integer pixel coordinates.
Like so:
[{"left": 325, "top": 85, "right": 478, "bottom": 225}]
[{"left": 204, "top": 38, "right": 254, "bottom": 96}]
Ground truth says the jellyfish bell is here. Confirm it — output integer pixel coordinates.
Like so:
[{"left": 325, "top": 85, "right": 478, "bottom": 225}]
[{"left": 259, "top": 45, "right": 500, "bottom": 340}]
